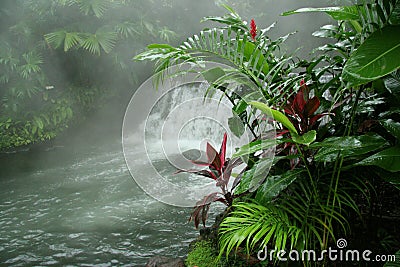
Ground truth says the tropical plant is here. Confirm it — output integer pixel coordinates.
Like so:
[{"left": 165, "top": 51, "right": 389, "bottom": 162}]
[
  {"left": 176, "top": 133, "right": 244, "bottom": 228},
  {"left": 135, "top": 1, "right": 400, "bottom": 265},
  {"left": 0, "top": 0, "right": 184, "bottom": 150}
]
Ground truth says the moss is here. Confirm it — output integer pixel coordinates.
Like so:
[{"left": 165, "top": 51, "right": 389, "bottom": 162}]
[
  {"left": 186, "top": 240, "right": 222, "bottom": 267},
  {"left": 186, "top": 240, "right": 269, "bottom": 267}
]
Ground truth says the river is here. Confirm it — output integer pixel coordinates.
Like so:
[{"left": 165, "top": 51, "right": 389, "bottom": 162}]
[{"left": 0, "top": 137, "right": 219, "bottom": 266}]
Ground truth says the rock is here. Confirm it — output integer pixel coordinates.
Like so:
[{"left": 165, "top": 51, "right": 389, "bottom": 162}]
[{"left": 145, "top": 256, "right": 185, "bottom": 267}]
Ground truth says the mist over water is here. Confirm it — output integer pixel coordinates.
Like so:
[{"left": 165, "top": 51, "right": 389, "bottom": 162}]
[{"left": 1, "top": 0, "right": 355, "bottom": 266}]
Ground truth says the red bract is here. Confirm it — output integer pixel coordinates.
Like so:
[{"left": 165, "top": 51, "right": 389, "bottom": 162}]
[{"left": 250, "top": 19, "right": 257, "bottom": 41}]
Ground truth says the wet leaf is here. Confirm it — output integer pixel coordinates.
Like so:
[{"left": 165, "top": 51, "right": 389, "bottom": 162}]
[
  {"left": 282, "top": 6, "right": 359, "bottom": 21},
  {"left": 255, "top": 169, "right": 305, "bottom": 203},
  {"left": 234, "top": 157, "right": 273, "bottom": 195},
  {"left": 355, "top": 146, "right": 400, "bottom": 172},
  {"left": 342, "top": 25, "right": 400, "bottom": 86},
  {"left": 249, "top": 101, "right": 298, "bottom": 135},
  {"left": 381, "top": 119, "right": 400, "bottom": 140},
  {"left": 311, "top": 134, "right": 387, "bottom": 162},
  {"left": 291, "top": 130, "right": 317, "bottom": 146},
  {"left": 232, "top": 139, "right": 279, "bottom": 158}
]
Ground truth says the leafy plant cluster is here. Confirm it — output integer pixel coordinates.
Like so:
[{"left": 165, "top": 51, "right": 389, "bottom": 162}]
[
  {"left": 136, "top": 0, "right": 400, "bottom": 265},
  {"left": 0, "top": 0, "right": 184, "bottom": 150}
]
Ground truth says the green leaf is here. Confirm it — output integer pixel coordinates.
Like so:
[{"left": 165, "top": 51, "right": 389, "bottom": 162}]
[
  {"left": 233, "top": 139, "right": 279, "bottom": 158},
  {"left": 355, "top": 146, "right": 400, "bottom": 172},
  {"left": 238, "top": 41, "right": 269, "bottom": 75},
  {"left": 381, "top": 119, "right": 400, "bottom": 140},
  {"left": 202, "top": 67, "right": 225, "bottom": 84},
  {"left": 291, "top": 130, "right": 317, "bottom": 146},
  {"left": 311, "top": 134, "right": 387, "bottom": 162},
  {"left": 281, "top": 6, "right": 360, "bottom": 21},
  {"left": 234, "top": 157, "right": 273, "bottom": 195},
  {"left": 64, "top": 32, "right": 82, "bottom": 52},
  {"left": 255, "top": 169, "right": 305, "bottom": 203},
  {"left": 232, "top": 99, "right": 248, "bottom": 115},
  {"left": 342, "top": 25, "right": 400, "bottom": 86},
  {"left": 378, "top": 170, "right": 400, "bottom": 191},
  {"left": 147, "top": 43, "right": 175, "bottom": 49},
  {"left": 389, "top": 3, "right": 400, "bottom": 25},
  {"left": 249, "top": 101, "right": 298, "bottom": 135},
  {"left": 228, "top": 116, "right": 245, "bottom": 138},
  {"left": 383, "top": 70, "right": 400, "bottom": 94}
]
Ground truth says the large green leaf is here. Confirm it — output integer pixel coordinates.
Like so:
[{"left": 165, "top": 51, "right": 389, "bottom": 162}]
[
  {"left": 255, "top": 169, "right": 305, "bottom": 203},
  {"left": 249, "top": 101, "right": 298, "bottom": 135},
  {"left": 381, "top": 119, "right": 400, "bottom": 140},
  {"left": 355, "top": 146, "right": 400, "bottom": 172},
  {"left": 228, "top": 116, "right": 245, "bottom": 138},
  {"left": 232, "top": 138, "right": 279, "bottom": 158},
  {"left": 234, "top": 157, "right": 273, "bottom": 195},
  {"left": 342, "top": 25, "right": 400, "bottom": 86},
  {"left": 281, "top": 6, "right": 359, "bottom": 21},
  {"left": 384, "top": 70, "right": 400, "bottom": 94},
  {"left": 238, "top": 41, "right": 269, "bottom": 75},
  {"left": 311, "top": 134, "right": 387, "bottom": 162},
  {"left": 291, "top": 130, "right": 317, "bottom": 146}
]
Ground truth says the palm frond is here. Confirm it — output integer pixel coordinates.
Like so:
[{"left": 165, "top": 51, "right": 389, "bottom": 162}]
[
  {"left": 19, "top": 51, "right": 43, "bottom": 79},
  {"left": 74, "top": 0, "right": 111, "bottom": 18},
  {"left": 115, "top": 21, "right": 139, "bottom": 38},
  {"left": 45, "top": 30, "right": 82, "bottom": 52},
  {"left": 80, "top": 30, "right": 117, "bottom": 55},
  {"left": 218, "top": 201, "right": 302, "bottom": 259}
]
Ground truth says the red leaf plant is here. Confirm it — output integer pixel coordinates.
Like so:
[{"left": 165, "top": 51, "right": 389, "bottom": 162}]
[
  {"left": 274, "top": 80, "right": 333, "bottom": 168},
  {"left": 175, "top": 133, "right": 242, "bottom": 228}
]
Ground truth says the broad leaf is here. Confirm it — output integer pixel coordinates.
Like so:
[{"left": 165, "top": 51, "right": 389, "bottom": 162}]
[
  {"left": 383, "top": 70, "right": 400, "bottom": 94},
  {"left": 342, "top": 25, "right": 400, "bottom": 86},
  {"left": 255, "top": 169, "right": 305, "bottom": 203},
  {"left": 228, "top": 116, "right": 245, "bottom": 138},
  {"left": 281, "top": 6, "right": 359, "bottom": 21},
  {"left": 381, "top": 119, "right": 400, "bottom": 140},
  {"left": 311, "top": 134, "right": 387, "bottom": 162},
  {"left": 291, "top": 130, "right": 317, "bottom": 146},
  {"left": 249, "top": 101, "right": 298, "bottom": 135},
  {"left": 238, "top": 41, "right": 269, "bottom": 75},
  {"left": 232, "top": 138, "right": 280, "bottom": 158},
  {"left": 234, "top": 157, "right": 273, "bottom": 195},
  {"left": 355, "top": 146, "right": 400, "bottom": 172},
  {"left": 202, "top": 67, "right": 225, "bottom": 84}
]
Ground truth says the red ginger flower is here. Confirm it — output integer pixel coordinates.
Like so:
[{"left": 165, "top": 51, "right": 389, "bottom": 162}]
[{"left": 250, "top": 19, "right": 257, "bottom": 41}]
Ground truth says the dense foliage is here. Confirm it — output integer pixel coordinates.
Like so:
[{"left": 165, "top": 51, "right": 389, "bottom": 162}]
[
  {"left": 0, "top": 0, "right": 192, "bottom": 150},
  {"left": 136, "top": 0, "right": 400, "bottom": 265}
]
